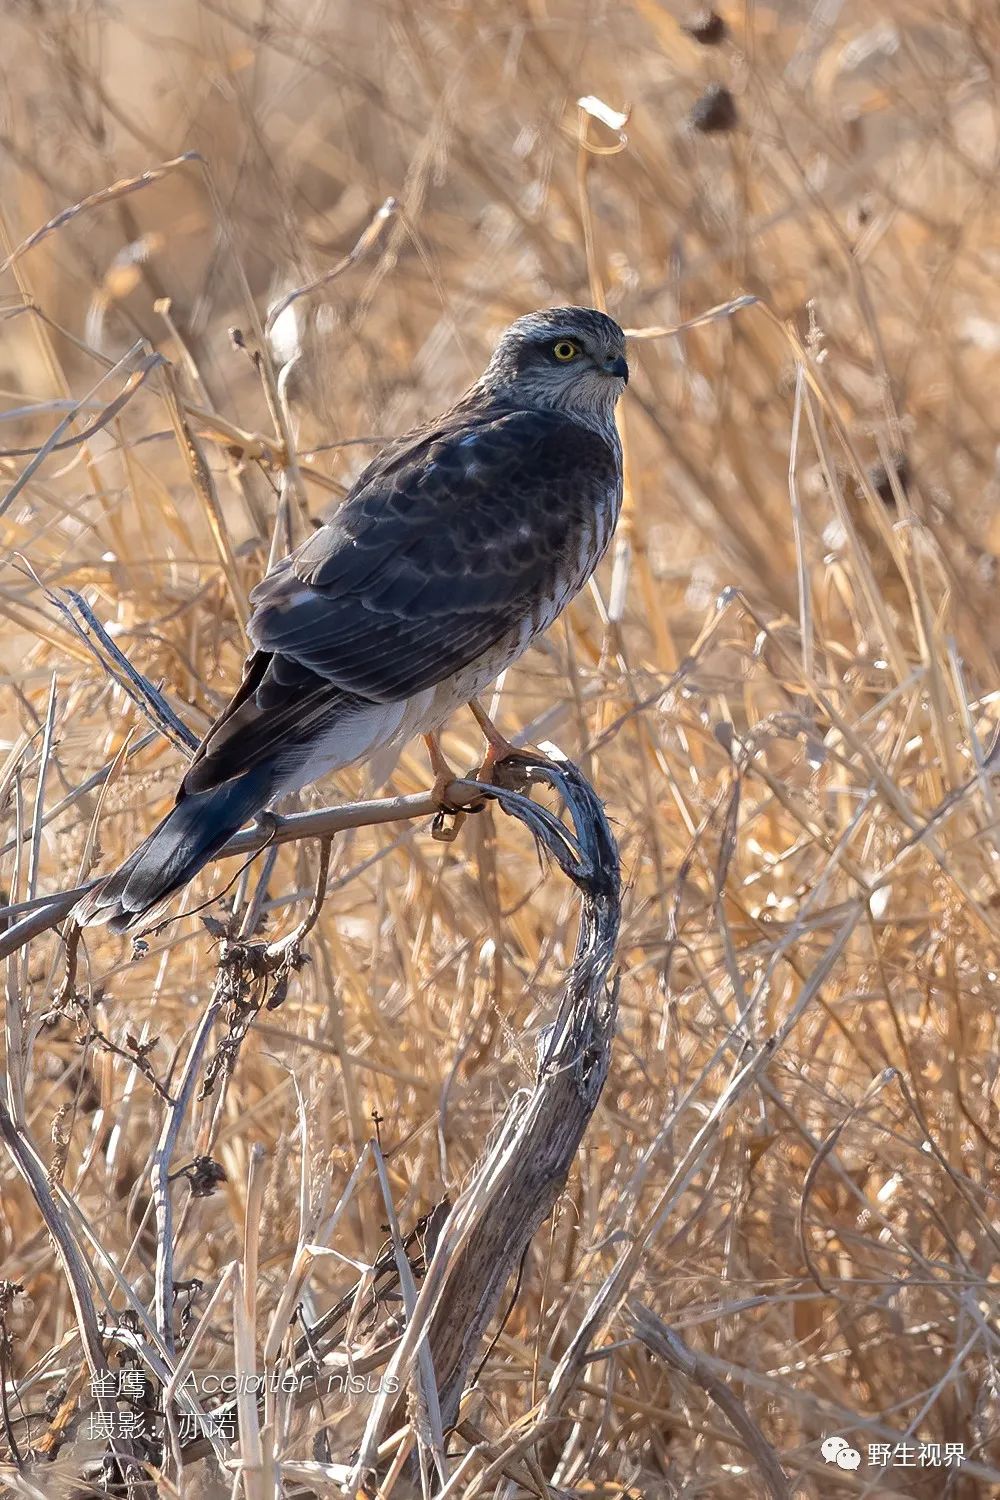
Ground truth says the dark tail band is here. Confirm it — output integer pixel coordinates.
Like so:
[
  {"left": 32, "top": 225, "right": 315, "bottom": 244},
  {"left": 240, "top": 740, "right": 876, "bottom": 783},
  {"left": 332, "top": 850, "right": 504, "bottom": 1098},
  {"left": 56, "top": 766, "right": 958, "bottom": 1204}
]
[{"left": 74, "top": 768, "right": 274, "bottom": 934}]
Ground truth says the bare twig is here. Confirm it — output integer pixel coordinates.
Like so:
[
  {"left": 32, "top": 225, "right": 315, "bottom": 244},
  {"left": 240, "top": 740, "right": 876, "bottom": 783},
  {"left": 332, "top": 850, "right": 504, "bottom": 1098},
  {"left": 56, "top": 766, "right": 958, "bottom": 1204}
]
[
  {"left": 151, "top": 998, "right": 225, "bottom": 1355},
  {"left": 264, "top": 197, "right": 398, "bottom": 336},
  {"left": 31, "top": 581, "right": 199, "bottom": 755},
  {"left": 0, "top": 345, "right": 166, "bottom": 518},
  {"left": 624, "top": 1300, "right": 791, "bottom": 1500},
  {"left": 0, "top": 781, "right": 488, "bottom": 961}
]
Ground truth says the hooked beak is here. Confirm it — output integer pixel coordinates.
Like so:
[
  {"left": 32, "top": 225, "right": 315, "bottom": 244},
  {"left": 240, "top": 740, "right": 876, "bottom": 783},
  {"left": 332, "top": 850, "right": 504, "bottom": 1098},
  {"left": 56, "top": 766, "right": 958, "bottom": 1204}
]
[{"left": 604, "top": 354, "right": 629, "bottom": 383}]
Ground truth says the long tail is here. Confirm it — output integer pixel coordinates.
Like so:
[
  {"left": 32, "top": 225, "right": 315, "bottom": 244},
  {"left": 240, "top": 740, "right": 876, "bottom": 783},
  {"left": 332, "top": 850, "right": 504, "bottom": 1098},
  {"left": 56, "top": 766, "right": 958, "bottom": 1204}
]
[{"left": 73, "top": 767, "right": 275, "bottom": 934}]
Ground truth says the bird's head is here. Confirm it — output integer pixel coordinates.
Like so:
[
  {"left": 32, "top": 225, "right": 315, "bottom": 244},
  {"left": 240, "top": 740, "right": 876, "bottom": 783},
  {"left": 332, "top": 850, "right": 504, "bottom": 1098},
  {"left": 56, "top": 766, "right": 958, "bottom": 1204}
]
[{"left": 478, "top": 307, "right": 628, "bottom": 430}]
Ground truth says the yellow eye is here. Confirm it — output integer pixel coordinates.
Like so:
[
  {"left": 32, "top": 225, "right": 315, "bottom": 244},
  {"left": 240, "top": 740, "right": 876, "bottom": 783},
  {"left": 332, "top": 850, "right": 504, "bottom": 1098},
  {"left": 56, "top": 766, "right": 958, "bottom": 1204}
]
[{"left": 552, "top": 339, "right": 579, "bottom": 362}]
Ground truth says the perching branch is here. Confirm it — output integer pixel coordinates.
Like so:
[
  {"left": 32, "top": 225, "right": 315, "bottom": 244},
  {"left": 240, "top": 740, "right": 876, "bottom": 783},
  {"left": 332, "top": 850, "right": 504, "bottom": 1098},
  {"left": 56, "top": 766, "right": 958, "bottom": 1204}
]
[
  {"left": 0, "top": 780, "right": 489, "bottom": 962},
  {"left": 351, "top": 749, "right": 622, "bottom": 1485}
]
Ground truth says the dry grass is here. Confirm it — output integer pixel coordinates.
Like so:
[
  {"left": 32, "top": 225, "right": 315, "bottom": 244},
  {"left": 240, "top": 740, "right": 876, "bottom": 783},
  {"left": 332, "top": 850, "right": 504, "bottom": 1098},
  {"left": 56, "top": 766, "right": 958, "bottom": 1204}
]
[{"left": 2, "top": 0, "right": 1000, "bottom": 1494}]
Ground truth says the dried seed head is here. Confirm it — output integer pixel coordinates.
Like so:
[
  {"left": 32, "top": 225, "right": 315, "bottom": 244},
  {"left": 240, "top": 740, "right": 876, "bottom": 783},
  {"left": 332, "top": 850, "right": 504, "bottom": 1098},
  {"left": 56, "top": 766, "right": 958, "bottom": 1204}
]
[
  {"left": 184, "top": 1155, "right": 228, "bottom": 1197},
  {"left": 689, "top": 83, "right": 738, "bottom": 134},
  {"left": 683, "top": 10, "right": 727, "bottom": 46},
  {"left": 867, "top": 453, "right": 911, "bottom": 508}
]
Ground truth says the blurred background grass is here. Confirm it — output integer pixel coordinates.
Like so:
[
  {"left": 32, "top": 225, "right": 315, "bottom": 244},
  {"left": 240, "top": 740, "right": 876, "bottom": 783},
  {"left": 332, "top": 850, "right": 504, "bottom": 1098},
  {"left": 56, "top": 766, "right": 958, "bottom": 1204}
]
[{"left": 2, "top": 0, "right": 1000, "bottom": 1494}]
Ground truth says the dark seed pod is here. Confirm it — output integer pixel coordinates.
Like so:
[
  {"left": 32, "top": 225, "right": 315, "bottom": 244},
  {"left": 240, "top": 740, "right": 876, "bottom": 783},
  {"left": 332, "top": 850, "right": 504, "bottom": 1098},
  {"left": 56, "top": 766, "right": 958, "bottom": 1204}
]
[
  {"left": 683, "top": 10, "right": 727, "bottom": 46},
  {"left": 689, "top": 83, "right": 738, "bottom": 134},
  {"left": 184, "top": 1154, "right": 228, "bottom": 1197},
  {"left": 866, "top": 453, "right": 911, "bottom": 508}
]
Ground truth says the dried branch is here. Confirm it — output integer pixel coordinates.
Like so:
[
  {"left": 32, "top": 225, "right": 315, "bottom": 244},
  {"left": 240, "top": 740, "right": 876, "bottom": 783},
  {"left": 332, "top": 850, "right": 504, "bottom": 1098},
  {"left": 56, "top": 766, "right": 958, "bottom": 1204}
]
[
  {"left": 0, "top": 344, "right": 166, "bottom": 517},
  {"left": 31, "top": 581, "right": 199, "bottom": 756},
  {"left": 352, "top": 750, "right": 621, "bottom": 1483},
  {"left": 0, "top": 781, "right": 490, "bottom": 962},
  {"left": 624, "top": 1300, "right": 791, "bottom": 1500},
  {"left": 265, "top": 196, "right": 397, "bottom": 336},
  {"left": 151, "top": 999, "right": 226, "bottom": 1356}
]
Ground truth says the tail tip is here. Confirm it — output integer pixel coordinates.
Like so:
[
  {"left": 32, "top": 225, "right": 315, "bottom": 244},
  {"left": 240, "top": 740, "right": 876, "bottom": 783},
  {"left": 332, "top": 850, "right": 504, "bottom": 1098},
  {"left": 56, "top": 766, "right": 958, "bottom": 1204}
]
[{"left": 72, "top": 882, "right": 135, "bottom": 934}]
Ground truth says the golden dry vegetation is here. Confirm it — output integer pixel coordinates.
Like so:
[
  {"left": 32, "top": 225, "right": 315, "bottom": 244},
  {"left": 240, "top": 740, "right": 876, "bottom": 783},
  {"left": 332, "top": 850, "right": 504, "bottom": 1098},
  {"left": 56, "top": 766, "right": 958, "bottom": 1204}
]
[{"left": 2, "top": 0, "right": 1000, "bottom": 1496}]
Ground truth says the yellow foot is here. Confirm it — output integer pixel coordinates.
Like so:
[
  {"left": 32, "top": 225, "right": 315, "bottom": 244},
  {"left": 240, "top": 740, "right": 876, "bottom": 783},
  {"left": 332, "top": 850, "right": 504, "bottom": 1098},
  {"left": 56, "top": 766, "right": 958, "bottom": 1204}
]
[
  {"left": 467, "top": 700, "right": 553, "bottom": 794},
  {"left": 424, "top": 734, "right": 485, "bottom": 842}
]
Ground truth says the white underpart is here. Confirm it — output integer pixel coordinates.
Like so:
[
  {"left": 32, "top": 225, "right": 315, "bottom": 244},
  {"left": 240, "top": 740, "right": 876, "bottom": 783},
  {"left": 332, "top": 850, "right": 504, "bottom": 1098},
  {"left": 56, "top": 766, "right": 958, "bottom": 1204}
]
[
  {"left": 276, "top": 697, "right": 411, "bottom": 796},
  {"left": 270, "top": 596, "right": 574, "bottom": 800},
  {"left": 272, "top": 647, "right": 517, "bottom": 800}
]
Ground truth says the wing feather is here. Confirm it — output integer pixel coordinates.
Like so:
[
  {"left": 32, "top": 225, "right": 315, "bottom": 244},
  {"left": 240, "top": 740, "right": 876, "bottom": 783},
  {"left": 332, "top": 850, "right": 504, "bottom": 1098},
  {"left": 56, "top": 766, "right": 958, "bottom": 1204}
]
[
  {"left": 248, "top": 408, "right": 620, "bottom": 703},
  {"left": 179, "top": 405, "right": 619, "bottom": 799}
]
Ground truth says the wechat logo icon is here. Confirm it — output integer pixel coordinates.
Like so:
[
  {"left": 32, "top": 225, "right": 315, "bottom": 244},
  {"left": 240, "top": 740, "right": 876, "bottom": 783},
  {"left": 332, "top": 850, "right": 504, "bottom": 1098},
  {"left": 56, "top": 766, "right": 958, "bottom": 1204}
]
[{"left": 821, "top": 1436, "right": 861, "bottom": 1470}]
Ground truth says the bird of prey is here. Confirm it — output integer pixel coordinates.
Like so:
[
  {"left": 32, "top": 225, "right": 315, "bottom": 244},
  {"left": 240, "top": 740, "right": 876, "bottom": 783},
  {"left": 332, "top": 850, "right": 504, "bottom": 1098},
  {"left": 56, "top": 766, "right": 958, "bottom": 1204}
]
[{"left": 75, "top": 306, "right": 628, "bottom": 933}]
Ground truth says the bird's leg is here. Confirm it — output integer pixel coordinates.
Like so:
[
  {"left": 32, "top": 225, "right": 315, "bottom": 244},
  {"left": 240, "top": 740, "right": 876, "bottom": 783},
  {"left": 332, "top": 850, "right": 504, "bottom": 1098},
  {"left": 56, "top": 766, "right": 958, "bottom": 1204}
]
[
  {"left": 424, "top": 732, "right": 484, "bottom": 842},
  {"left": 468, "top": 698, "right": 550, "bottom": 793}
]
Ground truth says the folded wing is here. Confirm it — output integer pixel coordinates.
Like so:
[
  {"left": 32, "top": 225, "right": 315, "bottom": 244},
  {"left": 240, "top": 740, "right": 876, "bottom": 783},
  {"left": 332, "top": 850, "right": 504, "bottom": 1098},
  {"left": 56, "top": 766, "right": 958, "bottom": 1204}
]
[
  {"left": 250, "top": 408, "right": 619, "bottom": 700},
  {"left": 184, "top": 407, "right": 619, "bottom": 797}
]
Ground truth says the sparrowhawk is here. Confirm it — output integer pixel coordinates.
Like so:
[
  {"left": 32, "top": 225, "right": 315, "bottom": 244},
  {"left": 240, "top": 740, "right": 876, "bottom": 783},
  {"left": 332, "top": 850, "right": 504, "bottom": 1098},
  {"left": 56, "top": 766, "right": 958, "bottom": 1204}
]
[{"left": 76, "top": 306, "right": 628, "bottom": 932}]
